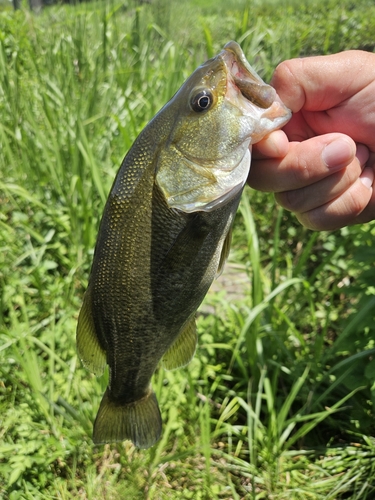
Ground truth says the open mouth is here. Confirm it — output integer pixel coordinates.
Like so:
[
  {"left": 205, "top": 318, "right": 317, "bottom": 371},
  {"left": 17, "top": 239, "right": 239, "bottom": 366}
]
[
  {"left": 221, "top": 41, "right": 276, "bottom": 109},
  {"left": 219, "top": 41, "right": 291, "bottom": 130}
]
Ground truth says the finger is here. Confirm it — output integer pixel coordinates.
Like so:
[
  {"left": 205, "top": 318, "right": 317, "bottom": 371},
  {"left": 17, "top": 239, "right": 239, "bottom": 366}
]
[
  {"left": 281, "top": 111, "right": 315, "bottom": 142},
  {"left": 271, "top": 51, "right": 375, "bottom": 113},
  {"left": 275, "top": 157, "right": 363, "bottom": 213},
  {"left": 252, "top": 130, "right": 289, "bottom": 159},
  {"left": 357, "top": 143, "right": 372, "bottom": 167},
  {"left": 355, "top": 167, "right": 375, "bottom": 224},
  {"left": 275, "top": 143, "right": 369, "bottom": 213},
  {"left": 248, "top": 134, "right": 356, "bottom": 192},
  {"left": 296, "top": 170, "right": 374, "bottom": 231},
  {"left": 359, "top": 166, "right": 375, "bottom": 190}
]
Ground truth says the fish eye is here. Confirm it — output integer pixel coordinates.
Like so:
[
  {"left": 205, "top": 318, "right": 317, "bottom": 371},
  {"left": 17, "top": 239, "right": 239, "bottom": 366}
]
[{"left": 190, "top": 90, "right": 213, "bottom": 112}]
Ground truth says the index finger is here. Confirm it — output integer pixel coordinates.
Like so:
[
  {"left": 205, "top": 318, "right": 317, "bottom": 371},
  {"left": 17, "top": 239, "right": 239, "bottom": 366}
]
[{"left": 271, "top": 50, "right": 375, "bottom": 113}]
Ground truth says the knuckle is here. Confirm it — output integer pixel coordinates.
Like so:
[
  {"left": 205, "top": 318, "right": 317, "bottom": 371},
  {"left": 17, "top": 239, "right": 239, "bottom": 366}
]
[
  {"left": 276, "top": 189, "right": 305, "bottom": 212},
  {"left": 343, "top": 163, "right": 361, "bottom": 186},
  {"left": 292, "top": 154, "right": 312, "bottom": 184},
  {"left": 272, "top": 60, "right": 296, "bottom": 87},
  {"left": 346, "top": 188, "right": 368, "bottom": 216}
]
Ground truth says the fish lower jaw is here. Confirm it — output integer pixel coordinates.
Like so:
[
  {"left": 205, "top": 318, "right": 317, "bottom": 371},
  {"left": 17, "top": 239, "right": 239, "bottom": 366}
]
[{"left": 171, "top": 180, "right": 245, "bottom": 213}]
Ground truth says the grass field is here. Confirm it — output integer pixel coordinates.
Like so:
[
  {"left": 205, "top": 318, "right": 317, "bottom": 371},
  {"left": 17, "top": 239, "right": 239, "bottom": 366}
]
[{"left": 1, "top": 0, "right": 375, "bottom": 498}]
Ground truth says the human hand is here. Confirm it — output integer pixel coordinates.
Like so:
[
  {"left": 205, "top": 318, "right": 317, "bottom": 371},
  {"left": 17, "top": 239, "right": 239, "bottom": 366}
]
[{"left": 249, "top": 50, "right": 375, "bottom": 230}]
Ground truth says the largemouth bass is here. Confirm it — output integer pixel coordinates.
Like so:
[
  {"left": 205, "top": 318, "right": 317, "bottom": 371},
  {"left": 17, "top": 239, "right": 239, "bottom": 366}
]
[{"left": 77, "top": 41, "right": 291, "bottom": 449}]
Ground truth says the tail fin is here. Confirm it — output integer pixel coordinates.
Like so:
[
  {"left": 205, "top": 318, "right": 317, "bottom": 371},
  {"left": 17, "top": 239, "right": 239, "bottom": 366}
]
[{"left": 93, "top": 389, "right": 162, "bottom": 449}]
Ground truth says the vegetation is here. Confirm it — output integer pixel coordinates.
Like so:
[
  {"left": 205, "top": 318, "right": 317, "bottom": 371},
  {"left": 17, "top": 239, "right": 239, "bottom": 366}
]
[{"left": 1, "top": 0, "right": 375, "bottom": 498}]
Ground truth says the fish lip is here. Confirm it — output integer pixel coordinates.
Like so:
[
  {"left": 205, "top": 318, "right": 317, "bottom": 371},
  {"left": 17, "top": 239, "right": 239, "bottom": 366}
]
[
  {"left": 219, "top": 41, "right": 291, "bottom": 126},
  {"left": 222, "top": 41, "right": 265, "bottom": 85}
]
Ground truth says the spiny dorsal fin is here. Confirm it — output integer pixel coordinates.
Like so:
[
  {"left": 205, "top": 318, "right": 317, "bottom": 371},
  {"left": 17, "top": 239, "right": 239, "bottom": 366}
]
[
  {"left": 76, "top": 288, "right": 107, "bottom": 376},
  {"left": 161, "top": 317, "right": 197, "bottom": 370}
]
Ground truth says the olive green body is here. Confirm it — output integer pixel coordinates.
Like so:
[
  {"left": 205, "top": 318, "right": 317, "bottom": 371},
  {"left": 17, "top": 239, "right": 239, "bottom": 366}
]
[{"left": 88, "top": 113, "right": 239, "bottom": 405}]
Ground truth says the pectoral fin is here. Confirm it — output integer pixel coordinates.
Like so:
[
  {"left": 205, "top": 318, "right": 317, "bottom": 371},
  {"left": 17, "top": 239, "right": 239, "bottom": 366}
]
[
  {"left": 76, "top": 288, "right": 107, "bottom": 375},
  {"left": 217, "top": 226, "right": 233, "bottom": 277},
  {"left": 157, "top": 213, "right": 210, "bottom": 276},
  {"left": 161, "top": 317, "right": 197, "bottom": 370}
]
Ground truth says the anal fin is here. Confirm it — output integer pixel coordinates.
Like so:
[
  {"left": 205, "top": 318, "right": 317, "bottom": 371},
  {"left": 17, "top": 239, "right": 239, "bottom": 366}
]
[
  {"left": 161, "top": 317, "right": 197, "bottom": 370},
  {"left": 76, "top": 288, "right": 106, "bottom": 376}
]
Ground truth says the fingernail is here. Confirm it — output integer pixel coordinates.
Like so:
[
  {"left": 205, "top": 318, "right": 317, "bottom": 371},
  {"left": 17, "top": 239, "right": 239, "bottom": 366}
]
[
  {"left": 360, "top": 167, "right": 374, "bottom": 189},
  {"left": 322, "top": 139, "right": 354, "bottom": 169}
]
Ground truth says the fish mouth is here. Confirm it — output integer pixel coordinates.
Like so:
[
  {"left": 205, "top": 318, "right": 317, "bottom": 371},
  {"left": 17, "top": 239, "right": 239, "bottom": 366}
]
[
  {"left": 222, "top": 41, "right": 276, "bottom": 109},
  {"left": 220, "top": 41, "right": 291, "bottom": 127}
]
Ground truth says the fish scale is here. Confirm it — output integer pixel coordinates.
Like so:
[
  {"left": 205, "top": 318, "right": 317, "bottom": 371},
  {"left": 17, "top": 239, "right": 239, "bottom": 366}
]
[{"left": 76, "top": 41, "right": 291, "bottom": 449}]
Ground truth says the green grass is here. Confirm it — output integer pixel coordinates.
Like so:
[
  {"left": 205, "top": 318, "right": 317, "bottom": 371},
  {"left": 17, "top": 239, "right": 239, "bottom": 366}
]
[{"left": 1, "top": 0, "right": 375, "bottom": 498}]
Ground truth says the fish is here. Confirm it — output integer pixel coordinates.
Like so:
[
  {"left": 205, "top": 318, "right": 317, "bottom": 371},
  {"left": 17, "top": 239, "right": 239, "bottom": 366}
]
[{"left": 76, "top": 41, "right": 291, "bottom": 449}]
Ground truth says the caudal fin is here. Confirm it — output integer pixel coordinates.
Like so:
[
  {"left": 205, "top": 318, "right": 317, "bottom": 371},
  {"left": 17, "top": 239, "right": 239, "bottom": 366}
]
[{"left": 93, "top": 389, "right": 162, "bottom": 449}]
